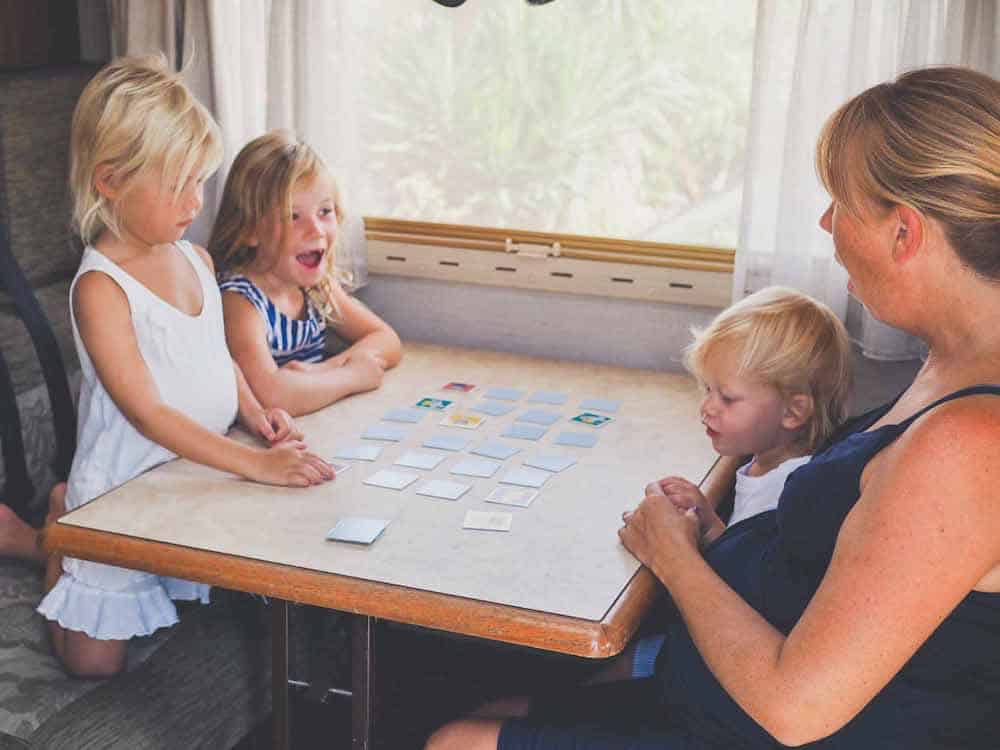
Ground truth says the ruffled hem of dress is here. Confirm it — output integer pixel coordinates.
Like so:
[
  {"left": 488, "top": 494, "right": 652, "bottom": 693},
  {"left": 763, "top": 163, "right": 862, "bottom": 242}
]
[{"left": 36, "top": 573, "right": 204, "bottom": 640}]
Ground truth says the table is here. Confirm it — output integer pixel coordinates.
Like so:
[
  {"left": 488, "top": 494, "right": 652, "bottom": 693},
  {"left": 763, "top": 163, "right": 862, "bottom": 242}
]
[{"left": 46, "top": 343, "right": 715, "bottom": 749}]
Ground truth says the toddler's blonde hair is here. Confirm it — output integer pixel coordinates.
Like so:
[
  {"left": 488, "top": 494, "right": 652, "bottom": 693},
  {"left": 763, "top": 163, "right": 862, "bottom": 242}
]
[
  {"left": 208, "top": 130, "right": 346, "bottom": 323},
  {"left": 685, "top": 286, "right": 852, "bottom": 452},
  {"left": 69, "top": 54, "right": 222, "bottom": 245}
]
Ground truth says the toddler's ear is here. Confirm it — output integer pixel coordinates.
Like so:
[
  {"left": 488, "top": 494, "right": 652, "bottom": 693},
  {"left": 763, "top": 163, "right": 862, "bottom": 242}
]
[{"left": 782, "top": 393, "right": 814, "bottom": 431}]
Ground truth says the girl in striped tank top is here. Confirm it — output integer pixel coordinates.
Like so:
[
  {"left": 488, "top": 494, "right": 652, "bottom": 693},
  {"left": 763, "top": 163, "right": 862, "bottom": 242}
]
[{"left": 209, "top": 131, "right": 401, "bottom": 416}]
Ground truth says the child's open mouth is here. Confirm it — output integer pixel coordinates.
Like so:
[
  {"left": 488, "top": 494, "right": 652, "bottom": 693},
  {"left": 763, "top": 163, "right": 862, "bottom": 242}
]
[{"left": 296, "top": 250, "right": 324, "bottom": 269}]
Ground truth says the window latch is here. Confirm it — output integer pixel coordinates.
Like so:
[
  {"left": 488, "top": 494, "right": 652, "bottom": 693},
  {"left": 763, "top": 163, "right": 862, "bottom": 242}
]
[{"left": 504, "top": 238, "right": 562, "bottom": 259}]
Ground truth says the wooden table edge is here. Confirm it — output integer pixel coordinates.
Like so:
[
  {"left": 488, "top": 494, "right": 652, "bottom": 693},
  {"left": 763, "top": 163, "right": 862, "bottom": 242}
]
[{"left": 46, "top": 520, "right": 660, "bottom": 659}]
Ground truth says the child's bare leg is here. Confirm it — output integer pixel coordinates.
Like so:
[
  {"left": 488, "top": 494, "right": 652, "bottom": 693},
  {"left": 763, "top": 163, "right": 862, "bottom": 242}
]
[
  {"left": 0, "top": 503, "right": 44, "bottom": 564},
  {"left": 43, "top": 483, "right": 67, "bottom": 592},
  {"left": 47, "top": 621, "right": 127, "bottom": 678},
  {"left": 42, "top": 483, "right": 128, "bottom": 678}
]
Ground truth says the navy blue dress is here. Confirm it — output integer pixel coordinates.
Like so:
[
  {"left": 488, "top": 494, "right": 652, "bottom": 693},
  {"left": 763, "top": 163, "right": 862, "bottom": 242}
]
[{"left": 500, "top": 386, "right": 1000, "bottom": 749}]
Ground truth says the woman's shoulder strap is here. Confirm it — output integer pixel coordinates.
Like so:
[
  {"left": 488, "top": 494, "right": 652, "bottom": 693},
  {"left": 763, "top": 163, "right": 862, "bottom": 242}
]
[{"left": 901, "top": 385, "right": 1000, "bottom": 428}]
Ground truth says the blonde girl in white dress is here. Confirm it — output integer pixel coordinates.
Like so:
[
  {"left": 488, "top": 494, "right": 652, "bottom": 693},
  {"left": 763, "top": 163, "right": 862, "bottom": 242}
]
[{"left": 36, "top": 56, "right": 335, "bottom": 678}]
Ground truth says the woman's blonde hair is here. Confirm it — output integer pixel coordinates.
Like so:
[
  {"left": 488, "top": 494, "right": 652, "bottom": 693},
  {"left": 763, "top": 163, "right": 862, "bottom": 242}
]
[
  {"left": 685, "top": 287, "right": 853, "bottom": 452},
  {"left": 816, "top": 66, "right": 1000, "bottom": 280},
  {"left": 208, "top": 130, "right": 346, "bottom": 322},
  {"left": 69, "top": 54, "right": 222, "bottom": 245}
]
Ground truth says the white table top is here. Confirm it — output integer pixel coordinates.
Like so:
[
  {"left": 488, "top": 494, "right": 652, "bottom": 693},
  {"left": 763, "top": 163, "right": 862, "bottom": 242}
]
[{"left": 59, "top": 343, "right": 714, "bottom": 622}]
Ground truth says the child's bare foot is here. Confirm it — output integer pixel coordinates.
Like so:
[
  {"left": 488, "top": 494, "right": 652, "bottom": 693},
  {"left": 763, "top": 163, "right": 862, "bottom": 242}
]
[
  {"left": 43, "top": 483, "right": 67, "bottom": 591},
  {"left": 0, "top": 503, "right": 44, "bottom": 564}
]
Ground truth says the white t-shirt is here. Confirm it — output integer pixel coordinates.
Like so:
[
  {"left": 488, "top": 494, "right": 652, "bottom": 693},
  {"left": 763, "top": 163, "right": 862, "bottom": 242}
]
[{"left": 728, "top": 454, "right": 812, "bottom": 527}]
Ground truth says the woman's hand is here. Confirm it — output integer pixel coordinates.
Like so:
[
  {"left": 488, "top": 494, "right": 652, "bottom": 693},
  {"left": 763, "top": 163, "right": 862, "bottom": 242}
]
[
  {"left": 642, "top": 476, "right": 726, "bottom": 544},
  {"left": 619, "top": 493, "right": 702, "bottom": 583},
  {"left": 245, "top": 440, "right": 335, "bottom": 487}
]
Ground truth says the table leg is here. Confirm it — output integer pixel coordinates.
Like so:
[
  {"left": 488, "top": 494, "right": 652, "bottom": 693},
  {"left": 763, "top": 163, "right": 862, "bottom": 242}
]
[
  {"left": 352, "top": 615, "right": 375, "bottom": 750},
  {"left": 272, "top": 598, "right": 289, "bottom": 750}
]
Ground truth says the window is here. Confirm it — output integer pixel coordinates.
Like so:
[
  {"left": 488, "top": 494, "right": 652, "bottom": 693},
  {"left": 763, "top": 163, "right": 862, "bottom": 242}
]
[{"left": 353, "top": 0, "right": 756, "bottom": 256}]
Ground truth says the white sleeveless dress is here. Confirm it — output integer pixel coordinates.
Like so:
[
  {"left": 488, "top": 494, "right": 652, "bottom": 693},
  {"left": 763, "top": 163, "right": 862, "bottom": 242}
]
[{"left": 37, "top": 241, "right": 239, "bottom": 640}]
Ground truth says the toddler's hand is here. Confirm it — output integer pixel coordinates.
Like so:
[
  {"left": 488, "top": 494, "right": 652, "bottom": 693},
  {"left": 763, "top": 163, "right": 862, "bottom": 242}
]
[
  {"left": 248, "top": 441, "right": 334, "bottom": 487},
  {"left": 345, "top": 351, "right": 386, "bottom": 392},
  {"left": 657, "top": 477, "right": 726, "bottom": 546},
  {"left": 253, "top": 407, "right": 303, "bottom": 444}
]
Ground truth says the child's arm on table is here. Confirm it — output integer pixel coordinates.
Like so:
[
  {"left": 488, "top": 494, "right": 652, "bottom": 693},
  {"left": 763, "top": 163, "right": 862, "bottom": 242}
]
[
  {"left": 74, "top": 272, "right": 333, "bottom": 487},
  {"left": 223, "top": 292, "right": 389, "bottom": 417},
  {"left": 232, "top": 358, "right": 301, "bottom": 443},
  {"left": 313, "top": 283, "right": 402, "bottom": 369}
]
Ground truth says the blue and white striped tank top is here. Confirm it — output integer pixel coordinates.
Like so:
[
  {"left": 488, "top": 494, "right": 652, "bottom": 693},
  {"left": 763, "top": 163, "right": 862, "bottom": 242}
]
[{"left": 219, "top": 275, "right": 327, "bottom": 365}]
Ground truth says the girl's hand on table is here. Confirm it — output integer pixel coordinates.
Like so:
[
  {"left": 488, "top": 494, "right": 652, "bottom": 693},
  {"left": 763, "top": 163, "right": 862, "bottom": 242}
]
[
  {"left": 620, "top": 493, "right": 702, "bottom": 582},
  {"left": 344, "top": 350, "right": 386, "bottom": 393},
  {"left": 248, "top": 407, "right": 303, "bottom": 444},
  {"left": 247, "top": 441, "right": 334, "bottom": 487}
]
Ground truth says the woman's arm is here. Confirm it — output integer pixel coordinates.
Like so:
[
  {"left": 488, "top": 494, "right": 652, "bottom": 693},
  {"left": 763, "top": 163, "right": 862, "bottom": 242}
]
[
  {"left": 621, "top": 400, "right": 1000, "bottom": 745},
  {"left": 74, "top": 272, "right": 332, "bottom": 487},
  {"left": 222, "top": 292, "right": 386, "bottom": 416}
]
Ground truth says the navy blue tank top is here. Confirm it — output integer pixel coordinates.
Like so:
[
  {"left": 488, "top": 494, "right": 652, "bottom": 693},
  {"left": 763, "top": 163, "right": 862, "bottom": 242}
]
[{"left": 658, "top": 386, "right": 1000, "bottom": 749}]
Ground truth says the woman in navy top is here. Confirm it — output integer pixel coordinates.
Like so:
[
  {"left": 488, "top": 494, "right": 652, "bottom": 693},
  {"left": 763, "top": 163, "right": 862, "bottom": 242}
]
[{"left": 427, "top": 66, "right": 1000, "bottom": 749}]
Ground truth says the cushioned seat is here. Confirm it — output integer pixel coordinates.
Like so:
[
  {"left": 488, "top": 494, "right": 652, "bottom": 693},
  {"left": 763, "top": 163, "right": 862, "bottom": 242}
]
[{"left": 0, "top": 279, "right": 76, "bottom": 395}]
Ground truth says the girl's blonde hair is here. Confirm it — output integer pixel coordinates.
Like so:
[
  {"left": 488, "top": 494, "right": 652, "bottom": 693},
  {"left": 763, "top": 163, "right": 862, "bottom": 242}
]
[
  {"left": 69, "top": 54, "right": 222, "bottom": 245},
  {"left": 816, "top": 66, "right": 1000, "bottom": 280},
  {"left": 685, "top": 287, "right": 852, "bottom": 452},
  {"left": 208, "top": 130, "right": 346, "bottom": 323}
]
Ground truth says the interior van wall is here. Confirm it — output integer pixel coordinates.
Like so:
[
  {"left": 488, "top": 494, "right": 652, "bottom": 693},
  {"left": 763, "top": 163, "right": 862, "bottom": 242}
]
[
  {"left": 357, "top": 274, "right": 718, "bottom": 372},
  {"left": 356, "top": 274, "right": 921, "bottom": 413}
]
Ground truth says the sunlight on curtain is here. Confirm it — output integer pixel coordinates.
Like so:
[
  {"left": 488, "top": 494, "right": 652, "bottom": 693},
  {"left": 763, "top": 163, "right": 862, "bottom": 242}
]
[{"left": 735, "top": 0, "right": 999, "bottom": 360}]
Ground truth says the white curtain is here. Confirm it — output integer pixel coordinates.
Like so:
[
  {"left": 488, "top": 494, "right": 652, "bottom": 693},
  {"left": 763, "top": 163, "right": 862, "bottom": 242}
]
[
  {"left": 734, "top": 0, "right": 999, "bottom": 360},
  {"left": 102, "top": 0, "right": 369, "bottom": 289}
]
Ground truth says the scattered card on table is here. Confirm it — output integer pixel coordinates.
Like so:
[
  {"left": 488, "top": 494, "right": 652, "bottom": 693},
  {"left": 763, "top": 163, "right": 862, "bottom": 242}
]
[
  {"left": 484, "top": 387, "right": 524, "bottom": 402},
  {"left": 571, "top": 412, "right": 613, "bottom": 428},
  {"left": 333, "top": 444, "right": 382, "bottom": 461},
  {"left": 363, "top": 469, "right": 419, "bottom": 490},
  {"left": 441, "top": 413, "right": 485, "bottom": 430},
  {"left": 471, "top": 440, "right": 520, "bottom": 460},
  {"left": 326, "top": 517, "right": 389, "bottom": 545},
  {"left": 442, "top": 381, "right": 476, "bottom": 392},
  {"left": 362, "top": 424, "right": 407, "bottom": 442},
  {"left": 463, "top": 510, "right": 512, "bottom": 532},
  {"left": 450, "top": 457, "right": 501, "bottom": 478},
  {"left": 527, "top": 390, "right": 568, "bottom": 405},
  {"left": 579, "top": 398, "right": 621, "bottom": 413},
  {"left": 499, "top": 467, "right": 551, "bottom": 488},
  {"left": 416, "top": 397, "right": 453, "bottom": 410},
  {"left": 395, "top": 451, "right": 446, "bottom": 470},
  {"left": 523, "top": 453, "right": 577, "bottom": 473},
  {"left": 383, "top": 407, "right": 425, "bottom": 423},
  {"left": 423, "top": 433, "right": 470, "bottom": 451},
  {"left": 554, "top": 431, "right": 599, "bottom": 448},
  {"left": 502, "top": 423, "right": 547, "bottom": 441},
  {"left": 485, "top": 485, "right": 538, "bottom": 508},
  {"left": 517, "top": 409, "right": 561, "bottom": 426},
  {"left": 416, "top": 479, "right": 471, "bottom": 501},
  {"left": 472, "top": 400, "right": 516, "bottom": 417}
]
